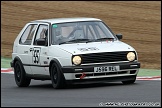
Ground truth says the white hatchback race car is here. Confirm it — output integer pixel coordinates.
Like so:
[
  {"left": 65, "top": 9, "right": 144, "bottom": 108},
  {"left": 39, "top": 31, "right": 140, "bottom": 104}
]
[{"left": 10, "top": 17, "right": 140, "bottom": 89}]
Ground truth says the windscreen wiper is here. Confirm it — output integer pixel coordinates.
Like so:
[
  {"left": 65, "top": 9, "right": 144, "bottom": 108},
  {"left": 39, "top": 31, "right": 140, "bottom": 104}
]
[
  {"left": 59, "top": 41, "right": 72, "bottom": 45},
  {"left": 59, "top": 39, "right": 91, "bottom": 45},
  {"left": 96, "top": 37, "right": 115, "bottom": 41}
]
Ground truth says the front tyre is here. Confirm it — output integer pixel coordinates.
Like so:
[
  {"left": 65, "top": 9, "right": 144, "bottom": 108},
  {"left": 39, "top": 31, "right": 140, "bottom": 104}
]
[
  {"left": 14, "top": 61, "right": 31, "bottom": 87},
  {"left": 50, "top": 63, "right": 66, "bottom": 89},
  {"left": 122, "top": 79, "right": 136, "bottom": 84}
]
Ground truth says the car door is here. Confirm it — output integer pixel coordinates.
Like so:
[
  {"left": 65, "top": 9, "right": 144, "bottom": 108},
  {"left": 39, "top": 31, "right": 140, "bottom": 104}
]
[
  {"left": 18, "top": 24, "right": 38, "bottom": 74},
  {"left": 29, "top": 23, "right": 50, "bottom": 75}
]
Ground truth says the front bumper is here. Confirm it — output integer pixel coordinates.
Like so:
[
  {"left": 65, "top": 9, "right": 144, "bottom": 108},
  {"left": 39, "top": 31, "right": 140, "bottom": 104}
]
[
  {"left": 66, "top": 75, "right": 137, "bottom": 84},
  {"left": 62, "top": 61, "right": 140, "bottom": 80},
  {"left": 62, "top": 62, "right": 140, "bottom": 73}
]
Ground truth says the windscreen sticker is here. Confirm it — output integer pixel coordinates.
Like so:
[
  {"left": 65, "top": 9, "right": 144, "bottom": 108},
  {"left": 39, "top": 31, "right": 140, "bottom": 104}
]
[
  {"left": 53, "top": 24, "right": 58, "bottom": 28},
  {"left": 78, "top": 47, "right": 99, "bottom": 52}
]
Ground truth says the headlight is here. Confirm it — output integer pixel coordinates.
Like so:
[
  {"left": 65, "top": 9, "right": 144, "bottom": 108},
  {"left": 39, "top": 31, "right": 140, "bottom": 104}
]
[
  {"left": 127, "top": 52, "right": 135, "bottom": 61},
  {"left": 72, "top": 56, "right": 82, "bottom": 65}
]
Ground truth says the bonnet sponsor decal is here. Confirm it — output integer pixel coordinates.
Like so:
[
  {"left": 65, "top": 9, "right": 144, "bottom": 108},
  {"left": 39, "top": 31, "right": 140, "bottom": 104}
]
[{"left": 78, "top": 47, "right": 99, "bottom": 52}]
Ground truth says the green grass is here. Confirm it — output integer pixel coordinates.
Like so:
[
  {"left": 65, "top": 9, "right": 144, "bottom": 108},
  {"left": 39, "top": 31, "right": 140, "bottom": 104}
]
[
  {"left": 1, "top": 57, "right": 12, "bottom": 68},
  {"left": 138, "top": 69, "right": 161, "bottom": 77},
  {"left": 1, "top": 57, "right": 161, "bottom": 77}
]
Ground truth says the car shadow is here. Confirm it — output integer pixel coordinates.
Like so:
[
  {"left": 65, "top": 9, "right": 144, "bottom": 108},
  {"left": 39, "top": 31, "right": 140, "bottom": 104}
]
[
  {"left": 26, "top": 81, "right": 137, "bottom": 90},
  {"left": 66, "top": 82, "right": 137, "bottom": 89}
]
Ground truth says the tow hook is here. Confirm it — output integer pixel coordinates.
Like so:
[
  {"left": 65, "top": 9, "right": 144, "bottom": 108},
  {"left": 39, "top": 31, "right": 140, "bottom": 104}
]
[{"left": 80, "top": 73, "right": 86, "bottom": 79}]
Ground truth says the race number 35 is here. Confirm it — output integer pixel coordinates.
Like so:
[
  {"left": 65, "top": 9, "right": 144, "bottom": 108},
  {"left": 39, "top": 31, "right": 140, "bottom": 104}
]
[{"left": 32, "top": 48, "right": 41, "bottom": 64}]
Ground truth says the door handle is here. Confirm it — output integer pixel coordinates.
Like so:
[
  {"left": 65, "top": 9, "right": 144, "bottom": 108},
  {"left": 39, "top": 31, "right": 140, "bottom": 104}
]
[{"left": 29, "top": 48, "right": 33, "bottom": 52}]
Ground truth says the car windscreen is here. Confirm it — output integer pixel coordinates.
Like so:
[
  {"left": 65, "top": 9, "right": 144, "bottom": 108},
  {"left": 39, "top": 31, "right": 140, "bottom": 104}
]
[{"left": 51, "top": 21, "right": 117, "bottom": 45}]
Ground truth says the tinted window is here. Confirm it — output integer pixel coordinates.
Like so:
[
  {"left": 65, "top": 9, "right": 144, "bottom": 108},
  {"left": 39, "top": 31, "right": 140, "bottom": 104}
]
[
  {"left": 33, "top": 24, "right": 48, "bottom": 46},
  {"left": 19, "top": 24, "right": 37, "bottom": 45}
]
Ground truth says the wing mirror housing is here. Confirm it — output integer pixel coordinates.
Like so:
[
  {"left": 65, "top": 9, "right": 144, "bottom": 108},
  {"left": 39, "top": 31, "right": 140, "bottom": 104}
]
[
  {"left": 116, "top": 34, "right": 123, "bottom": 40},
  {"left": 36, "top": 38, "right": 46, "bottom": 46}
]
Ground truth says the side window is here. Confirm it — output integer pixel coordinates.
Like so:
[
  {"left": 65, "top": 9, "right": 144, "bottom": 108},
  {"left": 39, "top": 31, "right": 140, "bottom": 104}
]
[
  {"left": 33, "top": 25, "right": 48, "bottom": 46},
  {"left": 19, "top": 24, "right": 37, "bottom": 45}
]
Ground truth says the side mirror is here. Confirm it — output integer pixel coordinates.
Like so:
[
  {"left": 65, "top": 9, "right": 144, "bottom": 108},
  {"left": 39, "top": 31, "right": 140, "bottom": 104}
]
[
  {"left": 116, "top": 34, "right": 123, "bottom": 40},
  {"left": 36, "top": 38, "right": 46, "bottom": 46}
]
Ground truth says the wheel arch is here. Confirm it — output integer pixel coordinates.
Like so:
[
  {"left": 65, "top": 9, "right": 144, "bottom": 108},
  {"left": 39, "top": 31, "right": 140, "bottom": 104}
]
[
  {"left": 49, "top": 58, "right": 63, "bottom": 75},
  {"left": 13, "top": 56, "right": 23, "bottom": 67}
]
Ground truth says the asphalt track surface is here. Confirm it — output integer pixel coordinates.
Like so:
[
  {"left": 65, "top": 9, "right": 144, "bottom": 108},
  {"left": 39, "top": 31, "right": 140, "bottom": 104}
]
[{"left": 1, "top": 73, "right": 161, "bottom": 107}]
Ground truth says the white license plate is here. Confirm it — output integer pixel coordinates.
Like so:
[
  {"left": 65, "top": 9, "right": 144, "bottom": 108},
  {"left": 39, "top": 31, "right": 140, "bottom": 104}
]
[{"left": 94, "top": 66, "right": 120, "bottom": 73}]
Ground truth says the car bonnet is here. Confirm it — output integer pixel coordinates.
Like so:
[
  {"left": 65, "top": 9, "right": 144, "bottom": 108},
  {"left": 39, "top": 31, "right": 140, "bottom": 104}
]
[{"left": 54, "top": 41, "right": 135, "bottom": 55}]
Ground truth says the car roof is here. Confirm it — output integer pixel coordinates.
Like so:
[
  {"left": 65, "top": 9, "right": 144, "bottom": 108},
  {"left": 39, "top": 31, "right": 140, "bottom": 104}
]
[{"left": 30, "top": 17, "right": 102, "bottom": 24}]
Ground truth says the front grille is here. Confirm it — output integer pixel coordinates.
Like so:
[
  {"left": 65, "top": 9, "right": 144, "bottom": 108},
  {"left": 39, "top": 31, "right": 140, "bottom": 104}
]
[
  {"left": 81, "top": 51, "right": 136, "bottom": 64},
  {"left": 130, "top": 70, "right": 137, "bottom": 74}
]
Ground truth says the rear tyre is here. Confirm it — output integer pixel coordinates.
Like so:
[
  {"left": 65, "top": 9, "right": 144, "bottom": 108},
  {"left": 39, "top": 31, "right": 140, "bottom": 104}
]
[
  {"left": 50, "top": 63, "right": 66, "bottom": 89},
  {"left": 14, "top": 61, "right": 31, "bottom": 87}
]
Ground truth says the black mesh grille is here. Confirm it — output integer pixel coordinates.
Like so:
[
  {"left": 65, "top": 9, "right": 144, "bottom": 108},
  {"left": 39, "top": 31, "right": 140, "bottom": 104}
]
[{"left": 81, "top": 51, "right": 136, "bottom": 64}]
